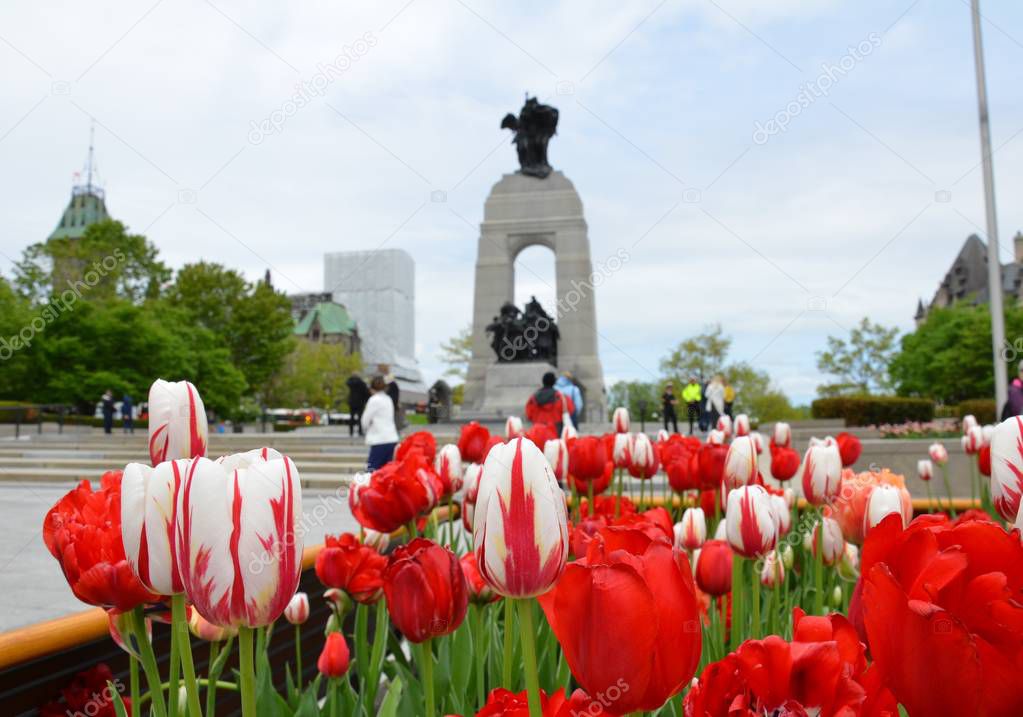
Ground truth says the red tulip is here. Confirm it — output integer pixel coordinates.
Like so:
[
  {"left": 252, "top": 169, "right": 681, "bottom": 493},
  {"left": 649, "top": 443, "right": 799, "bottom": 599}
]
[
  {"left": 835, "top": 431, "right": 862, "bottom": 467},
  {"left": 459, "top": 551, "right": 500, "bottom": 605},
  {"left": 315, "top": 532, "right": 387, "bottom": 604},
  {"left": 539, "top": 527, "right": 702, "bottom": 713},
  {"left": 383, "top": 538, "right": 468, "bottom": 643},
  {"left": 570, "top": 459, "right": 612, "bottom": 496},
  {"left": 475, "top": 438, "right": 569, "bottom": 597},
  {"left": 459, "top": 421, "right": 492, "bottom": 463},
  {"left": 978, "top": 444, "right": 992, "bottom": 477},
  {"left": 395, "top": 430, "right": 437, "bottom": 463},
  {"left": 696, "top": 442, "right": 727, "bottom": 490},
  {"left": 569, "top": 435, "right": 608, "bottom": 483},
  {"left": 524, "top": 422, "right": 556, "bottom": 451},
  {"left": 43, "top": 472, "right": 159, "bottom": 611},
  {"left": 769, "top": 445, "right": 800, "bottom": 481},
  {"left": 859, "top": 513, "right": 1023, "bottom": 717},
  {"left": 39, "top": 664, "right": 134, "bottom": 717},
  {"left": 349, "top": 454, "right": 434, "bottom": 533},
  {"left": 475, "top": 687, "right": 612, "bottom": 716},
  {"left": 317, "top": 632, "right": 351, "bottom": 677},
  {"left": 695, "top": 539, "right": 732, "bottom": 597},
  {"left": 627, "top": 433, "right": 660, "bottom": 479}
]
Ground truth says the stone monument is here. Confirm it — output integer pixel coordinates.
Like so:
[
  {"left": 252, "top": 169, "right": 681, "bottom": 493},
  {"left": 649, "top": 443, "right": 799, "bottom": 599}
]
[{"left": 463, "top": 97, "right": 607, "bottom": 422}]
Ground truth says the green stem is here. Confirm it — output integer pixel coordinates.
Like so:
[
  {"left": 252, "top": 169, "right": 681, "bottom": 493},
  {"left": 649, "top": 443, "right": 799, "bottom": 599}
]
[
  {"left": 131, "top": 607, "right": 168, "bottom": 717},
  {"left": 502, "top": 598, "right": 515, "bottom": 688},
  {"left": 814, "top": 518, "right": 825, "bottom": 616},
  {"left": 750, "top": 558, "right": 761, "bottom": 639},
  {"left": 516, "top": 600, "right": 543, "bottom": 717},
  {"left": 172, "top": 594, "right": 203, "bottom": 717},
  {"left": 206, "top": 641, "right": 219, "bottom": 717},
  {"left": 294, "top": 624, "right": 303, "bottom": 684},
  {"left": 473, "top": 605, "right": 486, "bottom": 707},
  {"left": 615, "top": 468, "right": 622, "bottom": 518},
  {"left": 168, "top": 603, "right": 180, "bottom": 717},
  {"left": 237, "top": 626, "right": 257, "bottom": 717},
  {"left": 587, "top": 479, "right": 594, "bottom": 513},
  {"left": 366, "top": 599, "right": 390, "bottom": 710},
  {"left": 407, "top": 519, "right": 420, "bottom": 539},
  {"left": 420, "top": 639, "right": 436, "bottom": 717},
  {"left": 130, "top": 654, "right": 140, "bottom": 717},
  {"left": 730, "top": 555, "right": 743, "bottom": 650},
  {"left": 330, "top": 677, "right": 339, "bottom": 717}
]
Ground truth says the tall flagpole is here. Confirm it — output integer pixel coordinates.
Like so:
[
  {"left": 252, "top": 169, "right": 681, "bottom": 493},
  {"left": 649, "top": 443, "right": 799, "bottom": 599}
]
[{"left": 971, "top": 0, "right": 1008, "bottom": 411}]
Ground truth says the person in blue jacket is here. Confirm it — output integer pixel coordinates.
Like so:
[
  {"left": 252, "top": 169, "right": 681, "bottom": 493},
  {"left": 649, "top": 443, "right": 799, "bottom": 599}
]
[{"left": 555, "top": 372, "right": 583, "bottom": 427}]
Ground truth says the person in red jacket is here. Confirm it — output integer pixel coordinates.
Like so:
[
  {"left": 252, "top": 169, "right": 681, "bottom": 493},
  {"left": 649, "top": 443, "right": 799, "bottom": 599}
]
[{"left": 525, "top": 372, "right": 574, "bottom": 433}]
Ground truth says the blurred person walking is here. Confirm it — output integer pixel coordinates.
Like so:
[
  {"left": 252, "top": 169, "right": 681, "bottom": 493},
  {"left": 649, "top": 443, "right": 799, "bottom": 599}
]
[
  {"left": 723, "top": 379, "right": 735, "bottom": 418},
  {"left": 526, "top": 371, "right": 574, "bottom": 434},
  {"left": 101, "top": 390, "right": 115, "bottom": 435},
  {"left": 662, "top": 383, "right": 679, "bottom": 433},
  {"left": 362, "top": 375, "right": 399, "bottom": 470},
  {"left": 346, "top": 373, "right": 369, "bottom": 437},
  {"left": 682, "top": 377, "right": 702, "bottom": 435},
  {"left": 555, "top": 371, "right": 583, "bottom": 427},
  {"left": 705, "top": 375, "right": 725, "bottom": 429},
  {"left": 121, "top": 393, "right": 134, "bottom": 434}
]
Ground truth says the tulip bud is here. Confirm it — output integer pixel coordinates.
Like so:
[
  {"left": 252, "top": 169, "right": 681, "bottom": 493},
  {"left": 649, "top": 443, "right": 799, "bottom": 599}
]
[
  {"left": 109, "top": 610, "right": 149, "bottom": 658},
  {"left": 800, "top": 437, "right": 843, "bottom": 505},
  {"left": 725, "top": 485, "right": 778, "bottom": 558},
  {"left": 779, "top": 543, "right": 794, "bottom": 570},
  {"left": 982, "top": 424, "right": 995, "bottom": 447},
  {"left": 917, "top": 459, "right": 934, "bottom": 482},
  {"left": 783, "top": 487, "right": 796, "bottom": 509},
  {"left": 837, "top": 542, "right": 860, "bottom": 581},
  {"left": 716, "top": 415, "right": 732, "bottom": 438},
  {"left": 772, "top": 422, "right": 792, "bottom": 449},
  {"left": 962, "top": 414, "right": 978, "bottom": 433},
  {"left": 121, "top": 459, "right": 191, "bottom": 595},
  {"left": 760, "top": 550, "right": 784, "bottom": 588},
  {"left": 769, "top": 494, "right": 791, "bottom": 536},
  {"left": 474, "top": 437, "right": 568, "bottom": 597},
  {"left": 830, "top": 585, "right": 843, "bottom": 608},
  {"left": 674, "top": 508, "right": 707, "bottom": 551},
  {"left": 707, "top": 429, "right": 726, "bottom": 446},
  {"left": 505, "top": 415, "right": 524, "bottom": 439},
  {"left": 963, "top": 425, "right": 983, "bottom": 455},
  {"left": 749, "top": 431, "right": 765, "bottom": 454},
  {"left": 612, "top": 432, "right": 632, "bottom": 468},
  {"left": 628, "top": 433, "right": 659, "bottom": 479},
  {"left": 147, "top": 379, "right": 208, "bottom": 465},
  {"left": 318, "top": 632, "right": 351, "bottom": 678},
  {"left": 657, "top": 428, "right": 670, "bottom": 442},
  {"left": 866, "top": 484, "right": 908, "bottom": 533},
  {"left": 324, "top": 611, "right": 342, "bottom": 635},
  {"left": 928, "top": 442, "right": 948, "bottom": 465},
  {"left": 612, "top": 407, "right": 630, "bottom": 433},
  {"left": 734, "top": 414, "right": 751, "bottom": 437},
  {"left": 722, "top": 436, "right": 758, "bottom": 490},
  {"left": 543, "top": 438, "right": 569, "bottom": 483},
  {"left": 811, "top": 517, "right": 845, "bottom": 566},
  {"left": 695, "top": 539, "right": 733, "bottom": 597},
  {"left": 176, "top": 456, "right": 303, "bottom": 627},
  {"left": 435, "top": 444, "right": 464, "bottom": 494},
  {"left": 990, "top": 416, "right": 1023, "bottom": 521},
  {"left": 284, "top": 592, "right": 309, "bottom": 625}
]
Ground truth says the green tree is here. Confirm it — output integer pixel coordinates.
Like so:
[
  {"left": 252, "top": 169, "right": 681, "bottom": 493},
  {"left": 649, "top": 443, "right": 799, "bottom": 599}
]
[
  {"left": 0, "top": 277, "right": 37, "bottom": 399},
  {"left": 15, "top": 220, "right": 170, "bottom": 303},
  {"left": 726, "top": 361, "right": 799, "bottom": 421},
  {"left": 438, "top": 325, "right": 473, "bottom": 379},
  {"left": 607, "top": 380, "right": 660, "bottom": 421},
  {"left": 815, "top": 317, "right": 899, "bottom": 396},
  {"left": 659, "top": 324, "right": 730, "bottom": 382},
  {"left": 890, "top": 303, "right": 1020, "bottom": 404},
  {"left": 166, "top": 263, "right": 293, "bottom": 399},
  {"left": 265, "top": 339, "right": 362, "bottom": 408}
]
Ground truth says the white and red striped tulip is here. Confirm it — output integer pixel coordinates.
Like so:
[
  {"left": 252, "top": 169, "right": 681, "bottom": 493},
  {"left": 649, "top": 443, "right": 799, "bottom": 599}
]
[
  {"left": 769, "top": 494, "right": 791, "bottom": 536},
  {"left": 725, "top": 484, "right": 777, "bottom": 558},
  {"left": 734, "top": 414, "right": 750, "bottom": 437},
  {"left": 723, "top": 435, "right": 758, "bottom": 490},
  {"left": 122, "top": 459, "right": 192, "bottom": 595},
  {"left": 982, "top": 424, "right": 995, "bottom": 446},
  {"left": 749, "top": 431, "right": 765, "bottom": 454},
  {"left": 760, "top": 550, "right": 785, "bottom": 588},
  {"left": 1015, "top": 503, "right": 1023, "bottom": 535},
  {"left": 435, "top": 444, "right": 464, "bottom": 493},
  {"left": 657, "top": 428, "right": 670, "bottom": 442},
  {"left": 176, "top": 455, "right": 303, "bottom": 627},
  {"left": 800, "top": 437, "right": 843, "bottom": 506},
  {"left": 543, "top": 438, "right": 569, "bottom": 483},
  {"left": 629, "top": 433, "right": 658, "bottom": 477},
  {"left": 811, "top": 517, "right": 845, "bottom": 566},
  {"left": 461, "top": 463, "right": 483, "bottom": 531},
  {"left": 675, "top": 507, "right": 706, "bottom": 551},
  {"left": 990, "top": 416, "right": 1023, "bottom": 522},
  {"left": 707, "top": 429, "right": 726, "bottom": 446},
  {"left": 772, "top": 422, "right": 792, "bottom": 449},
  {"left": 962, "top": 425, "right": 983, "bottom": 455},
  {"left": 716, "top": 414, "right": 733, "bottom": 438},
  {"left": 505, "top": 416, "right": 524, "bottom": 439},
  {"left": 473, "top": 437, "right": 568, "bottom": 598},
  {"left": 561, "top": 422, "right": 578, "bottom": 441},
  {"left": 612, "top": 407, "right": 630, "bottom": 433},
  {"left": 865, "top": 484, "right": 908, "bottom": 532},
  {"left": 363, "top": 529, "right": 390, "bottom": 553},
  {"left": 148, "top": 379, "right": 207, "bottom": 466},
  {"left": 189, "top": 611, "right": 236, "bottom": 642},
  {"left": 928, "top": 442, "right": 948, "bottom": 465},
  {"left": 783, "top": 487, "right": 796, "bottom": 509},
  {"left": 612, "top": 433, "right": 632, "bottom": 468},
  {"left": 217, "top": 447, "right": 283, "bottom": 472},
  {"left": 962, "top": 414, "right": 978, "bottom": 433},
  {"left": 917, "top": 459, "right": 933, "bottom": 483},
  {"left": 284, "top": 592, "right": 310, "bottom": 625}
]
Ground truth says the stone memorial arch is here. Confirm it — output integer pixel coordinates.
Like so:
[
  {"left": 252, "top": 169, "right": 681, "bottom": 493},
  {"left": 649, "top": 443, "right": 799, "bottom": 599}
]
[{"left": 463, "top": 170, "right": 607, "bottom": 422}]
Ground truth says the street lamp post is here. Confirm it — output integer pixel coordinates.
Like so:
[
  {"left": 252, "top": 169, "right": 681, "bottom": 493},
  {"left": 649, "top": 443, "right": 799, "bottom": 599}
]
[{"left": 970, "top": 0, "right": 1008, "bottom": 411}]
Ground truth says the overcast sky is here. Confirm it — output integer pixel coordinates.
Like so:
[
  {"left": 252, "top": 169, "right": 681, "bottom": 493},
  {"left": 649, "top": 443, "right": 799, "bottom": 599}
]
[{"left": 3, "top": 0, "right": 1023, "bottom": 403}]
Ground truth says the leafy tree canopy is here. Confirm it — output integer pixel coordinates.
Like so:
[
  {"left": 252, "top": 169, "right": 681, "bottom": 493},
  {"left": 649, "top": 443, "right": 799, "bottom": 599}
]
[{"left": 816, "top": 317, "right": 899, "bottom": 396}]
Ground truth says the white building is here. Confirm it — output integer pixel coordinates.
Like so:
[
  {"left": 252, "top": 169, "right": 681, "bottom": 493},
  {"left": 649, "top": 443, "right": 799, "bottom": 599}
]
[{"left": 324, "top": 249, "right": 426, "bottom": 404}]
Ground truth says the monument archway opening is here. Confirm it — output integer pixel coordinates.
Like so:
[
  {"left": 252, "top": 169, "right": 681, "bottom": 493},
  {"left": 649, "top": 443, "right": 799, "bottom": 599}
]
[{"left": 512, "top": 243, "right": 557, "bottom": 316}]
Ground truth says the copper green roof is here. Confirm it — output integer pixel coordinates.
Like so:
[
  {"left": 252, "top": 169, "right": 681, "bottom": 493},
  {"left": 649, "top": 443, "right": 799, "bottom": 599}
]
[
  {"left": 294, "top": 302, "right": 357, "bottom": 336},
  {"left": 49, "top": 187, "right": 110, "bottom": 241}
]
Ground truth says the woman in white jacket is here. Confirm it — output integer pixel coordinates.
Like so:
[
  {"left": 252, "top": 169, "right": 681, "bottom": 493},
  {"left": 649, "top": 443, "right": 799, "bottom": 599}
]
[
  {"left": 704, "top": 374, "right": 725, "bottom": 430},
  {"left": 361, "top": 375, "right": 399, "bottom": 470}
]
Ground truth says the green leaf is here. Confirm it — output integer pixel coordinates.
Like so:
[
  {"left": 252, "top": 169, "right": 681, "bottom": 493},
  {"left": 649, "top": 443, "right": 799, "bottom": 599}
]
[
  {"left": 377, "top": 675, "right": 403, "bottom": 717},
  {"left": 108, "top": 681, "right": 129, "bottom": 717}
]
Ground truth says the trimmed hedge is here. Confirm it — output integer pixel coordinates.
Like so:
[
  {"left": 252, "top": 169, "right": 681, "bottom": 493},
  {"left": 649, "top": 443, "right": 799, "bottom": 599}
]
[
  {"left": 957, "top": 398, "right": 997, "bottom": 425},
  {"left": 811, "top": 396, "right": 934, "bottom": 426}
]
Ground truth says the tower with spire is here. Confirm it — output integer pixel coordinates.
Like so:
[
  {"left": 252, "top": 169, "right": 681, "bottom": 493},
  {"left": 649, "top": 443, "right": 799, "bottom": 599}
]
[{"left": 49, "top": 123, "right": 111, "bottom": 241}]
